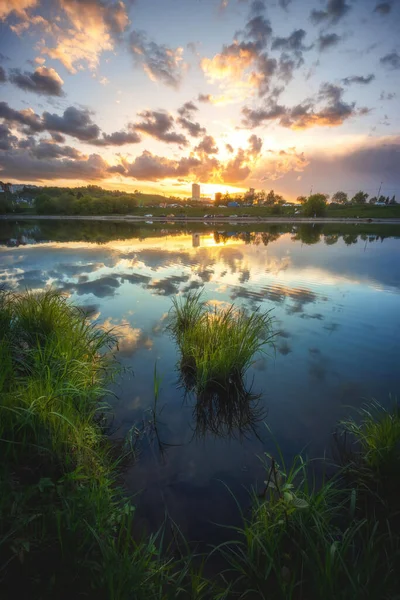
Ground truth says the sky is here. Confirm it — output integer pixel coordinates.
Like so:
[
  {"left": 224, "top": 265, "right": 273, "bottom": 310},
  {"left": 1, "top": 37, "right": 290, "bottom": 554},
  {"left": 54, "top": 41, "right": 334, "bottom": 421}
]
[{"left": 0, "top": 0, "right": 399, "bottom": 200}]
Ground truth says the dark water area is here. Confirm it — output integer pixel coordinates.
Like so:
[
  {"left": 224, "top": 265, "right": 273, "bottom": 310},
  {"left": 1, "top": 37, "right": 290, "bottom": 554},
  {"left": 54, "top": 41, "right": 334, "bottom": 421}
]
[{"left": 1, "top": 219, "right": 400, "bottom": 545}]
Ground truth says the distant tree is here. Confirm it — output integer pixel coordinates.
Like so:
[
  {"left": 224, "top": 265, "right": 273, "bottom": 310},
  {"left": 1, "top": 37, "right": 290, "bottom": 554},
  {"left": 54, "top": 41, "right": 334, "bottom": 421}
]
[
  {"left": 351, "top": 191, "right": 369, "bottom": 204},
  {"left": 244, "top": 187, "right": 255, "bottom": 205},
  {"left": 265, "top": 189, "right": 276, "bottom": 205},
  {"left": 332, "top": 191, "right": 348, "bottom": 204},
  {"left": 255, "top": 190, "right": 266, "bottom": 205},
  {"left": 369, "top": 196, "right": 377, "bottom": 204},
  {"left": 296, "top": 195, "right": 307, "bottom": 204},
  {"left": 302, "top": 194, "right": 328, "bottom": 217},
  {"left": 389, "top": 195, "right": 397, "bottom": 204},
  {"left": 214, "top": 192, "right": 223, "bottom": 206},
  {"left": 35, "top": 193, "right": 56, "bottom": 214}
]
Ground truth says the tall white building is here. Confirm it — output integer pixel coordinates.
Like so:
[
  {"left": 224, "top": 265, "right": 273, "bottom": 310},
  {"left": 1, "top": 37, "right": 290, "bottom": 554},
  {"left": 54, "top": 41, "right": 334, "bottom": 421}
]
[{"left": 192, "top": 183, "right": 200, "bottom": 200}]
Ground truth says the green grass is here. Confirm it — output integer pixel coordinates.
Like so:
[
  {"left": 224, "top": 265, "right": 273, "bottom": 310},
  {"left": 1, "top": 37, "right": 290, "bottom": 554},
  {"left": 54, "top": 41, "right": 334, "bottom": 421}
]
[
  {"left": 169, "top": 290, "right": 274, "bottom": 395},
  {"left": 0, "top": 289, "right": 211, "bottom": 600},
  {"left": 213, "top": 419, "right": 400, "bottom": 599}
]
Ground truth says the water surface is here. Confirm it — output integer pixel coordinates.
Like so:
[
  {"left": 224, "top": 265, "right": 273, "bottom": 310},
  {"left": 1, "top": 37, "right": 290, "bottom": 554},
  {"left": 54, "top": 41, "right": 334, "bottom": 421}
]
[{"left": 1, "top": 219, "right": 399, "bottom": 542}]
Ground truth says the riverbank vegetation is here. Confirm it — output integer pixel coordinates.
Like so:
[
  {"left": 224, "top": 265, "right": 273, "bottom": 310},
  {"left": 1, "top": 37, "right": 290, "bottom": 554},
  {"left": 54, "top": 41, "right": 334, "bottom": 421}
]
[
  {"left": 1, "top": 289, "right": 399, "bottom": 599},
  {"left": 0, "top": 290, "right": 206, "bottom": 600},
  {"left": 1, "top": 184, "right": 399, "bottom": 219}
]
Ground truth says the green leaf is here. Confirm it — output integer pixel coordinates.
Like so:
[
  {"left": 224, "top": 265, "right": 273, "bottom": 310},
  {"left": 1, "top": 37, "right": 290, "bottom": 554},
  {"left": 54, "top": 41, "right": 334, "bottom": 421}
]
[{"left": 291, "top": 497, "right": 309, "bottom": 509}]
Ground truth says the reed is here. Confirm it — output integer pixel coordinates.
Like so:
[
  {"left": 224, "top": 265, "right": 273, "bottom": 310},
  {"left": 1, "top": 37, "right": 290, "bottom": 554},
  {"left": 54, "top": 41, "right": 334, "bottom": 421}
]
[{"left": 169, "top": 290, "right": 274, "bottom": 394}]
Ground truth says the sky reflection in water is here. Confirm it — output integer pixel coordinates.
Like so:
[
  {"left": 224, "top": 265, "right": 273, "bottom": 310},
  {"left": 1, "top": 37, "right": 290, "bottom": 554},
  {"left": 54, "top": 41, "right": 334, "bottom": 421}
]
[{"left": 1, "top": 221, "right": 399, "bottom": 541}]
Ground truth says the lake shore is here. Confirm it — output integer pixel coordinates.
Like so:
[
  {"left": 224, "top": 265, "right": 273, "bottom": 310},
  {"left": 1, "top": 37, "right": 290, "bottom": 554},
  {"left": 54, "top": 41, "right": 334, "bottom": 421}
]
[{"left": 2, "top": 214, "right": 400, "bottom": 225}]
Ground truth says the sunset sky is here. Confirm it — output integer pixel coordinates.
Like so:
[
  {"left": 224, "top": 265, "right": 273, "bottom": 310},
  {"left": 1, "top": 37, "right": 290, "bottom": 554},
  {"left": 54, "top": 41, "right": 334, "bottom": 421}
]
[{"left": 0, "top": 0, "right": 399, "bottom": 200}]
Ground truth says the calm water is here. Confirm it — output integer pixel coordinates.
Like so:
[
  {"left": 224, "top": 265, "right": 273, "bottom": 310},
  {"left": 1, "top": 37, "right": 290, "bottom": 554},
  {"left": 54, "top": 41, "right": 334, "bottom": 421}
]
[{"left": 1, "top": 219, "right": 400, "bottom": 542}]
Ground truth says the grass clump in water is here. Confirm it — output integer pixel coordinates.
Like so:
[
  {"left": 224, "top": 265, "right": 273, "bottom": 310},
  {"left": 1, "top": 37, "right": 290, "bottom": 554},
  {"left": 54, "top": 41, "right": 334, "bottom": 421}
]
[
  {"left": 0, "top": 289, "right": 208, "bottom": 600},
  {"left": 169, "top": 290, "right": 274, "bottom": 395}
]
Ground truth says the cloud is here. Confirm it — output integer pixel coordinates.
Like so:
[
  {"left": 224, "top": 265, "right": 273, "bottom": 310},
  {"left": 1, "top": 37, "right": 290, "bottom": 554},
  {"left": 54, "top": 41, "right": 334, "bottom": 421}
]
[
  {"left": 0, "top": 102, "right": 43, "bottom": 133},
  {"left": 29, "top": 139, "right": 82, "bottom": 159},
  {"left": 9, "top": 66, "right": 65, "bottom": 97},
  {"left": 129, "top": 30, "right": 185, "bottom": 88},
  {"left": 272, "top": 29, "right": 310, "bottom": 53},
  {"left": 41, "top": 0, "right": 130, "bottom": 73},
  {"left": 177, "top": 101, "right": 198, "bottom": 118},
  {"left": 194, "top": 135, "right": 218, "bottom": 155},
  {"left": 42, "top": 106, "right": 101, "bottom": 141},
  {"left": 380, "top": 51, "right": 400, "bottom": 69},
  {"left": 135, "top": 110, "right": 187, "bottom": 145},
  {"left": 374, "top": 2, "right": 392, "bottom": 15},
  {"left": 226, "top": 143, "right": 234, "bottom": 153},
  {"left": 198, "top": 93, "right": 212, "bottom": 103},
  {"left": 0, "top": 65, "right": 6, "bottom": 82},
  {"left": 120, "top": 150, "right": 201, "bottom": 181},
  {"left": 310, "top": 0, "right": 351, "bottom": 24},
  {"left": 254, "top": 147, "right": 309, "bottom": 181},
  {"left": 0, "top": 149, "right": 109, "bottom": 182},
  {"left": 177, "top": 117, "right": 206, "bottom": 137},
  {"left": 247, "top": 134, "right": 263, "bottom": 156},
  {"left": 0, "top": 101, "right": 141, "bottom": 146},
  {"left": 342, "top": 74, "right": 375, "bottom": 85},
  {"left": 242, "top": 82, "right": 362, "bottom": 129},
  {"left": 279, "top": 0, "right": 292, "bottom": 8},
  {"left": 0, "top": 0, "right": 37, "bottom": 20},
  {"left": 317, "top": 33, "right": 342, "bottom": 51},
  {"left": 91, "top": 128, "right": 141, "bottom": 146},
  {"left": 0, "top": 124, "right": 18, "bottom": 151}
]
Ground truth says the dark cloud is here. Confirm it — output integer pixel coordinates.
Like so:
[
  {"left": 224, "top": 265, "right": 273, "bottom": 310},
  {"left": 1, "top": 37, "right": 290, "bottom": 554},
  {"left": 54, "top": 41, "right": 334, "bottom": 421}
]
[
  {"left": 317, "top": 33, "right": 342, "bottom": 51},
  {"left": 120, "top": 150, "right": 201, "bottom": 181},
  {"left": 0, "top": 150, "right": 109, "bottom": 182},
  {"left": 272, "top": 29, "right": 310, "bottom": 53},
  {"left": 9, "top": 67, "right": 65, "bottom": 97},
  {"left": 135, "top": 110, "right": 188, "bottom": 145},
  {"left": 50, "top": 132, "right": 66, "bottom": 143},
  {"left": 195, "top": 135, "right": 218, "bottom": 154},
  {"left": 242, "top": 82, "right": 360, "bottom": 129},
  {"left": 380, "top": 51, "right": 400, "bottom": 70},
  {"left": 0, "top": 124, "right": 17, "bottom": 151},
  {"left": 42, "top": 106, "right": 100, "bottom": 141},
  {"left": 0, "top": 102, "right": 43, "bottom": 133},
  {"left": 342, "top": 74, "right": 375, "bottom": 85},
  {"left": 0, "top": 66, "right": 6, "bottom": 83},
  {"left": 30, "top": 140, "right": 82, "bottom": 160},
  {"left": 279, "top": 0, "right": 292, "bottom": 8},
  {"left": 198, "top": 94, "right": 212, "bottom": 103},
  {"left": 0, "top": 101, "right": 141, "bottom": 146},
  {"left": 380, "top": 91, "right": 396, "bottom": 100},
  {"left": 177, "top": 117, "right": 206, "bottom": 138},
  {"left": 277, "top": 53, "right": 300, "bottom": 83},
  {"left": 129, "top": 30, "right": 185, "bottom": 88},
  {"left": 247, "top": 134, "right": 263, "bottom": 156},
  {"left": 177, "top": 101, "right": 198, "bottom": 118},
  {"left": 310, "top": 0, "right": 351, "bottom": 24},
  {"left": 244, "top": 14, "right": 273, "bottom": 49},
  {"left": 242, "top": 103, "right": 286, "bottom": 128},
  {"left": 91, "top": 128, "right": 141, "bottom": 146},
  {"left": 374, "top": 2, "right": 392, "bottom": 15},
  {"left": 226, "top": 143, "right": 234, "bottom": 153}
]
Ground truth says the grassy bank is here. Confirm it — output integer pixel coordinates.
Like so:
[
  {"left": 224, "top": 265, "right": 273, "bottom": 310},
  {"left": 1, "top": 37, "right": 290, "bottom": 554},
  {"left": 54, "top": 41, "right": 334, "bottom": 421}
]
[{"left": 0, "top": 290, "right": 206, "bottom": 600}]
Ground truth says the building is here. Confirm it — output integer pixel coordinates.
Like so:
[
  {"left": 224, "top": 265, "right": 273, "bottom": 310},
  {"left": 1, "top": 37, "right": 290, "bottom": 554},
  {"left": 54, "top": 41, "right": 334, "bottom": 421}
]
[
  {"left": 215, "top": 192, "right": 222, "bottom": 203},
  {"left": 192, "top": 233, "right": 200, "bottom": 248},
  {"left": 192, "top": 183, "right": 200, "bottom": 200}
]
